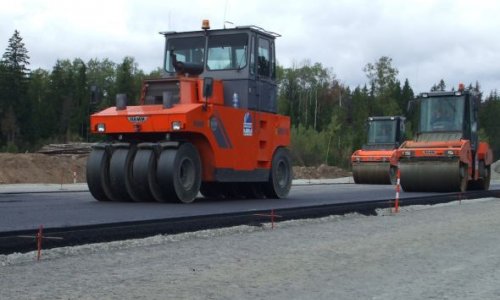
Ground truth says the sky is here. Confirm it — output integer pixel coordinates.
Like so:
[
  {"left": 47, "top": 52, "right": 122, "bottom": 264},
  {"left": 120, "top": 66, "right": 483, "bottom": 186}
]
[{"left": 1, "top": 0, "right": 500, "bottom": 94}]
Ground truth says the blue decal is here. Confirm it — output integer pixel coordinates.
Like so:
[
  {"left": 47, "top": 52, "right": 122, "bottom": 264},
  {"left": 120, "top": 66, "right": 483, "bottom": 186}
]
[{"left": 243, "top": 112, "right": 253, "bottom": 136}]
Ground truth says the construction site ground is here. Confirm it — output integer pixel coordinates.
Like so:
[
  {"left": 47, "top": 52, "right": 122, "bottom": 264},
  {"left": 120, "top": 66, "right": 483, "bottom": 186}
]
[
  {"left": 0, "top": 152, "right": 498, "bottom": 185},
  {"left": 0, "top": 153, "right": 353, "bottom": 184}
]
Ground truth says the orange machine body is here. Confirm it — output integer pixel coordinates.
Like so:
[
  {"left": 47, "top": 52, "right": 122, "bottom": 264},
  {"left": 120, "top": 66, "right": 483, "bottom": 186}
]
[
  {"left": 351, "top": 148, "right": 399, "bottom": 166},
  {"left": 90, "top": 77, "right": 290, "bottom": 182}
]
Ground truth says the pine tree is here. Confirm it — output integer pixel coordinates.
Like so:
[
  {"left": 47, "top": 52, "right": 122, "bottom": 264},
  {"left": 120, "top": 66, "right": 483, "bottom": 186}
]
[{"left": 0, "top": 30, "right": 31, "bottom": 148}]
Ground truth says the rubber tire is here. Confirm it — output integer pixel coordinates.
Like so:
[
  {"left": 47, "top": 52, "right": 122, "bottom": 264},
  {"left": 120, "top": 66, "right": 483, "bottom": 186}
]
[
  {"left": 481, "top": 166, "right": 491, "bottom": 191},
  {"left": 468, "top": 163, "right": 491, "bottom": 191},
  {"left": 108, "top": 147, "right": 135, "bottom": 202},
  {"left": 129, "top": 149, "right": 156, "bottom": 202},
  {"left": 86, "top": 147, "right": 112, "bottom": 201},
  {"left": 264, "top": 147, "right": 292, "bottom": 199},
  {"left": 156, "top": 143, "right": 202, "bottom": 203}
]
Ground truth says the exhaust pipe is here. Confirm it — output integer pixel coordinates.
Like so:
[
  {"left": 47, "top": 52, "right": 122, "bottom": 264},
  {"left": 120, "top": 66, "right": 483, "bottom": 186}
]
[{"left": 116, "top": 93, "right": 127, "bottom": 110}]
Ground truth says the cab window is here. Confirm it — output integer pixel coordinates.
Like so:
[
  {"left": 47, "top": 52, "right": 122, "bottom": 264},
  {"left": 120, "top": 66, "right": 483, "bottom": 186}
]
[
  {"left": 257, "top": 38, "right": 270, "bottom": 77},
  {"left": 207, "top": 33, "right": 248, "bottom": 70}
]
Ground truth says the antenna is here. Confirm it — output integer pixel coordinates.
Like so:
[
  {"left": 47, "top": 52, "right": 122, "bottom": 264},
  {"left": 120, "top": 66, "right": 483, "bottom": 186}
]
[
  {"left": 168, "top": 11, "right": 172, "bottom": 30},
  {"left": 223, "top": 0, "right": 230, "bottom": 28},
  {"left": 224, "top": 21, "right": 234, "bottom": 29}
]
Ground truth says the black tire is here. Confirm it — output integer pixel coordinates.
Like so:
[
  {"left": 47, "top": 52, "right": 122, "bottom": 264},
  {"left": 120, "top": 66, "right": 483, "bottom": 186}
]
[
  {"left": 468, "top": 163, "right": 491, "bottom": 191},
  {"left": 86, "top": 147, "right": 112, "bottom": 201},
  {"left": 480, "top": 166, "right": 491, "bottom": 191},
  {"left": 264, "top": 147, "right": 292, "bottom": 199},
  {"left": 129, "top": 149, "right": 156, "bottom": 202},
  {"left": 108, "top": 147, "right": 135, "bottom": 201},
  {"left": 156, "top": 143, "right": 201, "bottom": 203}
]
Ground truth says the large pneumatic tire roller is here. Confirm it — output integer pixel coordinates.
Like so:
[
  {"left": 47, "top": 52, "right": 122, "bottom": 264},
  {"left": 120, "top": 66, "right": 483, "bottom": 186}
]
[
  {"left": 352, "top": 163, "right": 396, "bottom": 185},
  {"left": 399, "top": 160, "right": 468, "bottom": 193}
]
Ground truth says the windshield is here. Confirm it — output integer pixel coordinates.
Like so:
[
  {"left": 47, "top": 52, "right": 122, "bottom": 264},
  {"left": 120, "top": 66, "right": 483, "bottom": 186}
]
[
  {"left": 367, "top": 119, "right": 396, "bottom": 144},
  {"left": 207, "top": 33, "right": 248, "bottom": 70},
  {"left": 165, "top": 33, "right": 248, "bottom": 73},
  {"left": 165, "top": 36, "right": 205, "bottom": 73},
  {"left": 419, "top": 96, "right": 465, "bottom": 132}
]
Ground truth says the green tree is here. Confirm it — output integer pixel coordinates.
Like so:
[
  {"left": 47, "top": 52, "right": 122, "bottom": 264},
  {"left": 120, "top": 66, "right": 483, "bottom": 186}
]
[
  {"left": 430, "top": 79, "right": 446, "bottom": 91},
  {"left": 0, "top": 30, "right": 31, "bottom": 148},
  {"left": 363, "top": 56, "right": 398, "bottom": 97},
  {"left": 115, "top": 56, "right": 139, "bottom": 105}
]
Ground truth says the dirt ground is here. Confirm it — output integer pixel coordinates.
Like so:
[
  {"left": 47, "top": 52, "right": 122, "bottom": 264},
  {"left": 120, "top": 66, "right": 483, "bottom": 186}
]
[
  {"left": 0, "top": 153, "right": 88, "bottom": 184},
  {"left": 0, "top": 153, "right": 351, "bottom": 184}
]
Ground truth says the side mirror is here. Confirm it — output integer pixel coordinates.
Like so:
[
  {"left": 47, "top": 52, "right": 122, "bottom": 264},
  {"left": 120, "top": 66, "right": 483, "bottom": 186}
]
[{"left": 203, "top": 77, "right": 214, "bottom": 98}]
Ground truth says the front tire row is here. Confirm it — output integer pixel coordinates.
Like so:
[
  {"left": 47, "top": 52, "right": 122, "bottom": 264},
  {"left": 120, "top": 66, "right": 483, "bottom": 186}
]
[{"left": 87, "top": 143, "right": 292, "bottom": 203}]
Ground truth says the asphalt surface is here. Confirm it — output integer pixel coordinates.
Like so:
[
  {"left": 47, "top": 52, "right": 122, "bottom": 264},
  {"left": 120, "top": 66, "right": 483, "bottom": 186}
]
[{"left": 1, "top": 179, "right": 499, "bottom": 232}]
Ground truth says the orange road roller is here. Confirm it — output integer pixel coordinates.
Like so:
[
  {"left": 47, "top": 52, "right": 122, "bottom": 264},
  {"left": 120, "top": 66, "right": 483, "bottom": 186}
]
[
  {"left": 86, "top": 21, "right": 292, "bottom": 203},
  {"left": 351, "top": 116, "right": 406, "bottom": 184},
  {"left": 397, "top": 84, "right": 493, "bottom": 192}
]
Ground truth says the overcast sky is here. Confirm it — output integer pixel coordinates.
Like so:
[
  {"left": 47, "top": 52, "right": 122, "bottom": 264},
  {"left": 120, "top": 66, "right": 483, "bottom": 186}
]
[{"left": 1, "top": 0, "right": 500, "bottom": 94}]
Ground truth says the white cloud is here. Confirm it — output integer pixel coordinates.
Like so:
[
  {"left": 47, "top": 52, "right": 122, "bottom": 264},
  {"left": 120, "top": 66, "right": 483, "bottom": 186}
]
[{"left": 1, "top": 0, "right": 499, "bottom": 93}]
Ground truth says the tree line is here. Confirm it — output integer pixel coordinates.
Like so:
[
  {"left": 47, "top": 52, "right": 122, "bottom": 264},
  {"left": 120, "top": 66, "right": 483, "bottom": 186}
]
[{"left": 1, "top": 30, "right": 499, "bottom": 168}]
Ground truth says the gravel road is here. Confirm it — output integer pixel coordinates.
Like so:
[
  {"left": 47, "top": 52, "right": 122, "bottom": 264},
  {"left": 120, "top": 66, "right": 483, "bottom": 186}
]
[{"left": 1, "top": 197, "right": 500, "bottom": 299}]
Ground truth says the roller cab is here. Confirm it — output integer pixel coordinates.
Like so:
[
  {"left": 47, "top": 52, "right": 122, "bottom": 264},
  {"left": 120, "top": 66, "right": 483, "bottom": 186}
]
[
  {"left": 397, "top": 85, "right": 493, "bottom": 192},
  {"left": 87, "top": 21, "right": 292, "bottom": 203},
  {"left": 351, "top": 116, "right": 405, "bottom": 184}
]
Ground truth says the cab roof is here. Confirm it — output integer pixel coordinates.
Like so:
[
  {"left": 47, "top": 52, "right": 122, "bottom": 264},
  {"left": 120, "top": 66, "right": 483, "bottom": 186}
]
[{"left": 160, "top": 25, "right": 280, "bottom": 40}]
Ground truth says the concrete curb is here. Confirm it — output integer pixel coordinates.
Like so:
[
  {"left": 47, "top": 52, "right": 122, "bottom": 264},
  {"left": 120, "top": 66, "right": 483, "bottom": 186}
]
[
  {"left": 1, "top": 178, "right": 498, "bottom": 194},
  {"left": 0, "top": 177, "right": 356, "bottom": 194}
]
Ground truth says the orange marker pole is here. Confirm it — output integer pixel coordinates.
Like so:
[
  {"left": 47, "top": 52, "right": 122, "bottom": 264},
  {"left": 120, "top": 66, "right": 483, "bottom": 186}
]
[
  {"left": 36, "top": 225, "right": 43, "bottom": 261},
  {"left": 394, "top": 166, "right": 400, "bottom": 213}
]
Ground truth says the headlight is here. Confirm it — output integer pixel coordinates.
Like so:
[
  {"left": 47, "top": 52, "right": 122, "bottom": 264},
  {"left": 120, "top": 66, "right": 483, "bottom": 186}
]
[
  {"left": 446, "top": 150, "right": 455, "bottom": 156},
  {"left": 96, "top": 123, "right": 106, "bottom": 133},
  {"left": 403, "top": 150, "right": 413, "bottom": 157},
  {"left": 172, "top": 121, "right": 183, "bottom": 131}
]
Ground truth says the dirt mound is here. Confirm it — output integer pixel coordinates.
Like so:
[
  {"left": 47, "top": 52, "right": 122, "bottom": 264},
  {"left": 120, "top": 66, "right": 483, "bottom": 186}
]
[
  {"left": 0, "top": 153, "right": 87, "bottom": 184},
  {"left": 293, "top": 164, "right": 351, "bottom": 179},
  {"left": 0, "top": 153, "right": 352, "bottom": 184},
  {"left": 0, "top": 152, "right": 496, "bottom": 184}
]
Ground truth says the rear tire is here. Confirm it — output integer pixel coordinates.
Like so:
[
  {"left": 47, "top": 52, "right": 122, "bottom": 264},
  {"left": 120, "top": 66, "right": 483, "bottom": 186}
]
[
  {"left": 264, "top": 147, "right": 292, "bottom": 199},
  {"left": 468, "top": 163, "right": 491, "bottom": 191}
]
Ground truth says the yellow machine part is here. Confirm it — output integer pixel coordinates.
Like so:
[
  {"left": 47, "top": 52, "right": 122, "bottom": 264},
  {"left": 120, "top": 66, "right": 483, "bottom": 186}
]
[{"left": 399, "top": 159, "right": 467, "bottom": 192}]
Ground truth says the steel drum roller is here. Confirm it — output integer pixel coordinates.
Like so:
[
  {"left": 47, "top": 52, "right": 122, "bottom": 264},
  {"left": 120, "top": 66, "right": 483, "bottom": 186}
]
[
  {"left": 352, "top": 162, "right": 392, "bottom": 184},
  {"left": 400, "top": 160, "right": 466, "bottom": 192}
]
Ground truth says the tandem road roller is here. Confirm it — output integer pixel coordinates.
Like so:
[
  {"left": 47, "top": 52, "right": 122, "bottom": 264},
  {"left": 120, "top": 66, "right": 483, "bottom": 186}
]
[
  {"left": 86, "top": 20, "right": 292, "bottom": 203},
  {"left": 351, "top": 116, "right": 405, "bottom": 185},
  {"left": 397, "top": 84, "right": 493, "bottom": 192}
]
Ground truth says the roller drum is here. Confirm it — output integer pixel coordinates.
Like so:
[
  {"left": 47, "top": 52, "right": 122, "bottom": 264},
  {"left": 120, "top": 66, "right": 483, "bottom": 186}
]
[
  {"left": 400, "top": 160, "right": 467, "bottom": 192},
  {"left": 352, "top": 162, "right": 392, "bottom": 184}
]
